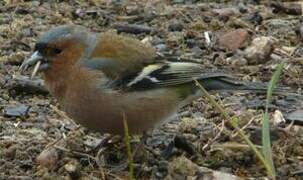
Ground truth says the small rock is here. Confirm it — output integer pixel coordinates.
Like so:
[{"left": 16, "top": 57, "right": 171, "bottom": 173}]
[
  {"left": 295, "top": 47, "right": 303, "bottom": 57},
  {"left": 140, "top": 36, "right": 153, "bottom": 45},
  {"left": 252, "top": 0, "right": 262, "bottom": 4},
  {"left": 232, "top": 57, "right": 248, "bottom": 66},
  {"left": 209, "top": 19, "right": 224, "bottom": 30},
  {"left": 273, "top": 110, "right": 286, "bottom": 126},
  {"left": 4, "top": 145, "right": 17, "bottom": 160},
  {"left": 66, "top": 138, "right": 85, "bottom": 152},
  {"left": 190, "top": 20, "right": 208, "bottom": 31},
  {"left": 83, "top": 135, "right": 110, "bottom": 149},
  {"left": 219, "top": 167, "right": 232, "bottom": 173},
  {"left": 0, "top": 74, "right": 6, "bottom": 86},
  {"left": 20, "top": 160, "right": 33, "bottom": 170},
  {"left": 172, "top": 0, "right": 185, "bottom": 4},
  {"left": 197, "top": 167, "right": 242, "bottom": 180},
  {"left": 2, "top": 93, "right": 10, "bottom": 101},
  {"left": 185, "top": 39, "right": 196, "bottom": 48},
  {"left": 167, "top": 157, "right": 198, "bottom": 179},
  {"left": 178, "top": 117, "right": 198, "bottom": 133},
  {"left": 158, "top": 160, "right": 168, "bottom": 171},
  {"left": 213, "top": 8, "right": 238, "bottom": 21},
  {"left": 292, "top": 169, "right": 303, "bottom": 176},
  {"left": 299, "top": 25, "right": 303, "bottom": 42},
  {"left": 295, "top": 25, "right": 303, "bottom": 42},
  {"left": 192, "top": 46, "right": 203, "bottom": 58},
  {"left": 173, "top": 135, "right": 196, "bottom": 155},
  {"left": 167, "top": 32, "right": 184, "bottom": 46},
  {"left": 226, "top": 53, "right": 248, "bottom": 67},
  {"left": 168, "top": 23, "right": 184, "bottom": 32},
  {"left": 156, "top": 160, "right": 168, "bottom": 178},
  {"left": 271, "top": 2, "right": 302, "bottom": 15},
  {"left": 64, "top": 160, "right": 80, "bottom": 179},
  {"left": 244, "top": 36, "right": 275, "bottom": 64},
  {"left": 155, "top": 44, "right": 167, "bottom": 51},
  {"left": 286, "top": 110, "right": 303, "bottom": 125},
  {"left": 7, "top": 176, "right": 32, "bottom": 180},
  {"left": 267, "top": 19, "right": 290, "bottom": 29},
  {"left": 246, "top": 12, "right": 263, "bottom": 25},
  {"left": 218, "top": 29, "right": 249, "bottom": 51},
  {"left": 4, "top": 104, "right": 29, "bottom": 117},
  {"left": 36, "top": 148, "right": 60, "bottom": 169},
  {"left": 238, "top": 3, "right": 248, "bottom": 13},
  {"left": 21, "top": 27, "right": 34, "bottom": 37}
]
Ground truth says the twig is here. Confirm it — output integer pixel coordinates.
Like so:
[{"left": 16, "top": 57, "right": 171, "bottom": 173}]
[
  {"left": 45, "top": 126, "right": 81, "bottom": 149},
  {"left": 95, "top": 148, "right": 106, "bottom": 180},
  {"left": 202, "top": 119, "right": 225, "bottom": 151},
  {"left": 113, "top": 23, "right": 155, "bottom": 34},
  {"left": 231, "top": 115, "right": 259, "bottom": 138},
  {"left": 212, "top": 143, "right": 262, "bottom": 150},
  {"left": 54, "top": 145, "right": 96, "bottom": 160}
]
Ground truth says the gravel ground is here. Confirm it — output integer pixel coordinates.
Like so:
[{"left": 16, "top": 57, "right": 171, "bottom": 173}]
[{"left": 0, "top": 0, "right": 303, "bottom": 179}]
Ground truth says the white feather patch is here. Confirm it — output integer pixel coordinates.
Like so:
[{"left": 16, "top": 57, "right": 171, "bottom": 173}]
[{"left": 127, "top": 64, "right": 163, "bottom": 87}]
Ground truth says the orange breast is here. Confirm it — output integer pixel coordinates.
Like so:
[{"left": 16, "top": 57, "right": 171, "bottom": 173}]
[{"left": 44, "top": 66, "right": 180, "bottom": 134}]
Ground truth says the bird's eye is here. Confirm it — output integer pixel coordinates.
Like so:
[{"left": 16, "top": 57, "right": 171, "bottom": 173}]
[{"left": 53, "top": 48, "right": 62, "bottom": 55}]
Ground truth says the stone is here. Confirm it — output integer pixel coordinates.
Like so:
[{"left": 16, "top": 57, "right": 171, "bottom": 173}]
[
  {"left": 271, "top": 2, "right": 302, "bottom": 16},
  {"left": 36, "top": 148, "right": 60, "bottom": 169},
  {"left": 295, "top": 24, "right": 303, "bottom": 42},
  {"left": 213, "top": 8, "right": 238, "bottom": 21},
  {"left": 168, "top": 23, "right": 184, "bottom": 32},
  {"left": 218, "top": 29, "right": 249, "bottom": 51},
  {"left": 167, "top": 157, "right": 198, "bottom": 179},
  {"left": 244, "top": 36, "right": 275, "bottom": 64},
  {"left": 286, "top": 110, "right": 303, "bottom": 125},
  {"left": 4, "top": 104, "right": 29, "bottom": 117}
]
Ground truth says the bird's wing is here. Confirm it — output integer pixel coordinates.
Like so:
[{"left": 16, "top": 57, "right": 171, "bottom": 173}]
[
  {"left": 120, "top": 61, "right": 294, "bottom": 95},
  {"left": 83, "top": 60, "right": 294, "bottom": 95},
  {"left": 114, "top": 61, "right": 237, "bottom": 91},
  {"left": 83, "top": 32, "right": 156, "bottom": 79}
]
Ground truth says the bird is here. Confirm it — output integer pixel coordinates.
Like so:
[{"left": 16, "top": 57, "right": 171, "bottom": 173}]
[{"left": 20, "top": 25, "right": 290, "bottom": 135}]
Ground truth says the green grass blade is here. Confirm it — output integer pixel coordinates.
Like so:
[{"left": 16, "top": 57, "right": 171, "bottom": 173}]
[
  {"left": 123, "top": 112, "right": 134, "bottom": 180},
  {"left": 262, "top": 61, "right": 285, "bottom": 178},
  {"left": 194, "top": 80, "right": 275, "bottom": 178},
  {"left": 262, "top": 111, "right": 275, "bottom": 175}
]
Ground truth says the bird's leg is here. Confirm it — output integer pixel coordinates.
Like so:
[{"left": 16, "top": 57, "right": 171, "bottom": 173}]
[
  {"left": 131, "top": 131, "right": 149, "bottom": 158},
  {"left": 95, "top": 132, "right": 150, "bottom": 172}
]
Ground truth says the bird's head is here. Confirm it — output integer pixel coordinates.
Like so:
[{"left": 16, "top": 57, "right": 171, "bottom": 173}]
[{"left": 20, "top": 25, "right": 93, "bottom": 78}]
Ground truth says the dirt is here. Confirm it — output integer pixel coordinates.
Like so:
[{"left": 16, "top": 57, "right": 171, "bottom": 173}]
[{"left": 0, "top": 0, "right": 303, "bottom": 179}]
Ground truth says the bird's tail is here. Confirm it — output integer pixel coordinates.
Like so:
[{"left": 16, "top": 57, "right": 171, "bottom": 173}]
[{"left": 198, "top": 76, "right": 297, "bottom": 95}]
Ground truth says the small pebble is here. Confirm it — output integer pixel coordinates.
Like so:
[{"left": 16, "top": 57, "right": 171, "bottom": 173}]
[
  {"left": 168, "top": 23, "right": 184, "bottom": 32},
  {"left": 286, "top": 110, "right": 303, "bottom": 125},
  {"left": 218, "top": 29, "right": 250, "bottom": 51},
  {"left": 4, "top": 104, "right": 29, "bottom": 117},
  {"left": 244, "top": 36, "right": 275, "bottom": 64},
  {"left": 36, "top": 148, "right": 60, "bottom": 169},
  {"left": 271, "top": 2, "right": 302, "bottom": 15},
  {"left": 64, "top": 160, "right": 80, "bottom": 179},
  {"left": 247, "top": 12, "right": 263, "bottom": 25},
  {"left": 155, "top": 44, "right": 167, "bottom": 51}
]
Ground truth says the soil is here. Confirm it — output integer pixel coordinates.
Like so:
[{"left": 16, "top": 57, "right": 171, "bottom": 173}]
[{"left": 0, "top": 0, "right": 303, "bottom": 179}]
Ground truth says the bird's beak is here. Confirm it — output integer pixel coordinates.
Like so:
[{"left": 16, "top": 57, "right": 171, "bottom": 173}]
[{"left": 20, "top": 51, "right": 43, "bottom": 79}]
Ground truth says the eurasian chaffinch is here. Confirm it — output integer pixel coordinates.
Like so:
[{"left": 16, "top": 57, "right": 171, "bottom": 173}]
[{"left": 20, "top": 25, "right": 286, "bottom": 134}]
